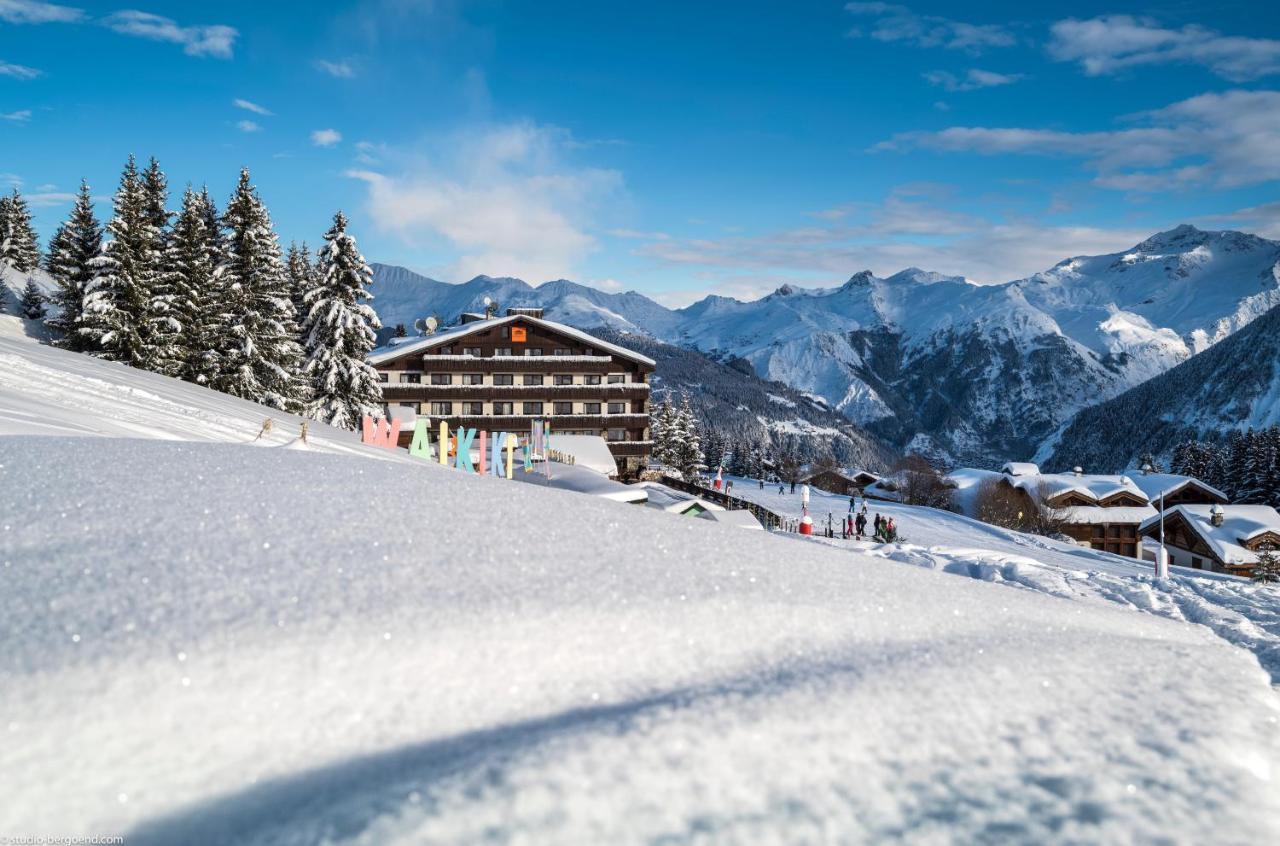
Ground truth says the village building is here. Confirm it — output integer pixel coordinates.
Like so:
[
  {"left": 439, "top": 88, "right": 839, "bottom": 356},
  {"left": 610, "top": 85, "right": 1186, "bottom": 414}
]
[
  {"left": 1128, "top": 471, "right": 1228, "bottom": 510},
  {"left": 368, "top": 309, "right": 655, "bottom": 477},
  {"left": 1139, "top": 504, "right": 1280, "bottom": 578},
  {"left": 802, "top": 469, "right": 880, "bottom": 496},
  {"left": 997, "top": 462, "right": 1156, "bottom": 558}
]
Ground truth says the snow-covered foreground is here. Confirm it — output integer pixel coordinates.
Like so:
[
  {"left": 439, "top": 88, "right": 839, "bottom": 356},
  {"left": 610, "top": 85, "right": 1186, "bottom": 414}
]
[
  {"left": 727, "top": 476, "right": 1280, "bottom": 686},
  {"left": 3, "top": 438, "right": 1280, "bottom": 844},
  {"left": 3, "top": 322, "right": 1280, "bottom": 842}
]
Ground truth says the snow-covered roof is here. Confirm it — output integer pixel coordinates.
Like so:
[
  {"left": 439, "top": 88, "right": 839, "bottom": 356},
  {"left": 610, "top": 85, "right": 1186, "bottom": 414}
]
[
  {"left": 368, "top": 314, "right": 656, "bottom": 367},
  {"left": 1140, "top": 504, "right": 1280, "bottom": 565},
  {"left": 1056, "top": 505, "right": 1157, "bottom": 525},
  {"left": 704, "top": 508, "right": 764, "bottom": 530},
  {"left": 546, "top": 434, "right": 618, "bottom": 477},
  {"left": 508, "top": 461, "right": 648, "bottom": 504},
  {"left": 803, "top": 468, "right": 879, "bottom": 485},
  {"left": 1005, "top": 472, "right": 1149, "bottom": 505},
  {"left": 1128, "top": 473, "right": 1227, "bottom": 504},
  {"left": 944, "top": 467, "right": 1003, "bottom": 518},
  {"left": 635, "top": 481, "right": 726, "bottom": 513},
  {"left": 1001, "top": 462, "right": 1040, "bottom": 476}
]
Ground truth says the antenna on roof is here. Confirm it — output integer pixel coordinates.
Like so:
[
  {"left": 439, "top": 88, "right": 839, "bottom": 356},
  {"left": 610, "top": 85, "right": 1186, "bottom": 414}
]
[{"left": 483, "top": 295, "right": 498, "bottom": 319}]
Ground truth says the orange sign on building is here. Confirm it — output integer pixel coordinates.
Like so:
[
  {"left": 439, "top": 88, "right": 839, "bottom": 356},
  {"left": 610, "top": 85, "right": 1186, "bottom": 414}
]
[{"left": 511, "top": 326, "right": 527, "bottom": 343}]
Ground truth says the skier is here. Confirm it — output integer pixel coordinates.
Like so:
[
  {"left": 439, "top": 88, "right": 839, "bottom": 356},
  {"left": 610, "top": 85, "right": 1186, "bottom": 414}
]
[
  {"left": 873, "top": 513, "right": 884, "bottom": 541},
  {"left": 758, "top": 478, "right": 764, "bottom": 489},
  {"left": 884, "top": 517, "right": 897, "bottom": 543},
  {"left": 778, "top": 483, "right": 785, "bottom": 495},
  {"left": 790, "top": 480, "right": 796, "bottom": 494},
  {"left": 725, "top": 480, "right": 734, "bottom": 497},
  {"left": 849, "top": 495, "right": 857, "bottom": 513},
  {"left": 855, "top": 511, "right": 867, "bottom": 540}
]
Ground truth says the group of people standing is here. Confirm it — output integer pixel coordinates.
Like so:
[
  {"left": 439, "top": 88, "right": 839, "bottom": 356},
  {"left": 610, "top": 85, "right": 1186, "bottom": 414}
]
[{"left": 841, "top": 497, "right": 896, "bottom": 543}]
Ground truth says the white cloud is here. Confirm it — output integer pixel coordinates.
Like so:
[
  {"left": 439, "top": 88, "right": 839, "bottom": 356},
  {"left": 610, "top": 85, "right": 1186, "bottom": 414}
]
[
  {"left": 1048, "top": 15, "right": 1280, "bottom": 81},
  {"left": 0, "top": 59, "right": 41, "bottom": 80},
  {"left": 26, "top": 190, "right": 75, "bottom": 207},
  {"left": 1199, "top": 202, "right": 1280, "bottom": 240},
  {"left": 845, "top": 2, "right": 1014, "bottom": 53},
  {"left": 608, "top": 228, "right": 670, "bottom": 241},
  {"left": 347, "top": 121, "right": 623, "bottom": 283},
  {"left": 233, "top": 98, "right": 272, "bottom": 116},
  {"left": 2, "top": 109, "right": 32, "bottom": 123},
  {"left": 923, "top": 68, "right": 1022, "bottom": 91},
  {"left": 634, "top": 191, "right": 1157, "bottom": 304},
  {"left": 315, "top": 59, "right": 355, "bottom": 78},
  {"left": 0, "top": 1, "right": 83, "bottom": 24},
  {"left": 236, "top": 119, "right": 261, "bottom": 133},
  {"left": 103, "top": 10, "right": 237, "bottom": 59},
  {"left": 311, "top": 128, "right": 342, "bottom": 147},
  {"left": 593, "top": 278, "right": 626, "bottom": 292},
  {"left": 875, "top": 89, "right": 1280, "bottom": 190}
]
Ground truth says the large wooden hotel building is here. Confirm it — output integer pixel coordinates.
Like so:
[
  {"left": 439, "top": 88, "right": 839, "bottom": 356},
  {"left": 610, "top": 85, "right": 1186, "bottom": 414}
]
[{"left": 368, "top": 308, "right": 655, "bottom": 477}]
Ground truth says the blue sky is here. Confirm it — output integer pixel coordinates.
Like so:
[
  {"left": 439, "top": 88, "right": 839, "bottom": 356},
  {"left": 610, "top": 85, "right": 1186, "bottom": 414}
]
[{"left": 3, "top": 0, "right": 1280, "bottom": 305}]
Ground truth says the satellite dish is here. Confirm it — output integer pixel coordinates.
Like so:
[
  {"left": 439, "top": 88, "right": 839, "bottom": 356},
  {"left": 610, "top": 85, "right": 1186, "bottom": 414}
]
[
  {"left": 482, "top": 295, "right": 493, "bottom": 307},
  {"left": 412, "top": 318, "right": 426, "bottom": 333},
  {"left": 424, "top": 315, "right": 439, "bottom": 334}
]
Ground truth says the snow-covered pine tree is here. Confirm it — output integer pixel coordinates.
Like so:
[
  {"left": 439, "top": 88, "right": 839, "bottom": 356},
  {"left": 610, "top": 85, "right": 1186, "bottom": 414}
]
[
  {"left": 286, "top": 241, "right": 315, "bottom": 343},
  {"left": 1252, "top": 544, "right": 1280, "bottom": 584},
  {"left": 393, "top": 323, "right": 407, "bottom": 338},
  {"left": 165, "top": 186, "right": 222, "bottom": 384},
  {"left": 215, "top": 168, "right": 304, "bottom": 410},
  {"left": 1, "top": 188, "right": 41, "bottom": 272},
  {"left": 301, "top": 211, "right": 384, "bottom": 429},
  {"left": 674, "top": 392, "right": 704, "bottom": 478},
  {"left": 136, "top": 158, "right": 183, "bottom": 375},
  {"left": 79, "top": 156, "right": 162, "bottom": 366},
  {"left": 45, "top": 183, "right": 106, "bottom": 348},
  {"left": 19, "top": 279, "right": 45, "bottom": 319},
  {"left": 649, "top": 392, "right": 670, "bottom": 467}
]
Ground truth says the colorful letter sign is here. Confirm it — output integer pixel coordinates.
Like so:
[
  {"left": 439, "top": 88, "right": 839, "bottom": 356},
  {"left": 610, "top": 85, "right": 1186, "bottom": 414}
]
[{"left": 361, "top": 416, "right": 401, "bottom": 449}]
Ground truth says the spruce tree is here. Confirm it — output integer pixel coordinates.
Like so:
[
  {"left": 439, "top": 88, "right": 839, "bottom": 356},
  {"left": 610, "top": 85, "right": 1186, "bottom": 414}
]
[
  {"left": 46, "top": 180, "right": 104, "bottom": 350},
  {"left": 165, "top": 186, "right": 221, "bottom": 384},
  {"left": 215, "top": 168, "right": 304, "bottom": 410},
  {"left": 286, "top": 241, "right": 314, "bottom": 332},
  {"left": 674, "top": 392, "right": 704, "bottom": 477},
  {"left": 1252, "top": 544, "right": 1280, "bottom": 584},
  {"left": 301, "top": 211, "right": 383, "bottom": 429},
  {"left": 0, "top": 188, "right": 40, "bottom": 271},
  {"left": 19, "top": 279, "right": 45, "bottom": 319},
  {"left": 80, "top": 156, "right": 160, "bottom": 365}
]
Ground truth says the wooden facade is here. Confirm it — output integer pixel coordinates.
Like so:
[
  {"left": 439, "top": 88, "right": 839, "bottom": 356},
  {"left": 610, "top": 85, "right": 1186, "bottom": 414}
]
[
  {"left": 803, "top": 470, "right": 879, "bottom": 496},
  {"left": 370, "top": 312, "right": 655, "bottom": 477},
  {"left": 1002, "top": 479, "right": 1148, "bottom": 559},
  {"left": 1140, "top": 511, "right": 1280, "bottom": 577}
]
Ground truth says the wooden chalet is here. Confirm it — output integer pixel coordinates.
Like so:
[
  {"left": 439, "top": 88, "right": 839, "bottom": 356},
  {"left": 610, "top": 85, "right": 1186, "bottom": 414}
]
[
  {"left": 1139, "top": 504, "right": 1280, "bottom": 578},
  {"left": 1128, "top": 471, "right": 1228, "bottom": 510},
  {"left": 999, "top": 462, "right": 1155, "bottom": 558},
  {"left": 368, "top": 308, "right": 655, "bottom": 477},
  {"left": 803, "top": 469, "right": 880, "bottom": 496}
]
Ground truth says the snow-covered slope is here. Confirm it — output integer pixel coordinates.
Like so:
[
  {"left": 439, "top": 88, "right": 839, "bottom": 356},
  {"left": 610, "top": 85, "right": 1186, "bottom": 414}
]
[
  {"left": 370, "top": 226, "right": 1280, "bottom": 465},
  {"left": 5, "top": 439, "right": 1280, "bottom": 843}
]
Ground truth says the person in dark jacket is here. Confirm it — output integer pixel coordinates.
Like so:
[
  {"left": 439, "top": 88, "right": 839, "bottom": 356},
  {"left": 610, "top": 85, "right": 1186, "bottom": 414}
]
[
  {"left": 873, "top": 513, "right": 884, "bottom": 541},
  {"left": 855, "top": 512, "right": 867, "bottom": 539}
]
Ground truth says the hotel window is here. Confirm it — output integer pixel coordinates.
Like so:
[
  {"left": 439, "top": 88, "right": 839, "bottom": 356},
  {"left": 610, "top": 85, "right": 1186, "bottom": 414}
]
[
  {"left": 523, "top": 402, "right": 544, "bottom": 415},
  {"left": 493, "top": 401, "right": 514, "bottom": 415},
  {"left": 554, "top": 374, "right": 573, "bottom": 385},
  {"left": 400, "top": 372, "right": 421, "bottom": 384},
  {"left": 554, "top": 348, "right": 571, "bottom": 356},
  {"left": 607, "top": 373, "right": 626, "bottom": 384},
  {"left": 462, "top": 373, "right": 484, "bottom": 385},
  {"left": 431, "top": 373, "right": 452, "bottom": 385},
  {"left": 553, "top": 402, "right": 573, "bottom": 415},
  {"left": 584, "top": 374, "right": 601, "bottom": 386},
  {"left": 524, "top": 348, "right": 543, "bottom": 357},
  {"left": 584, "top": 402, "right": 601, "bottom": 414},
  {"left": 377, "top": 372, "right": 389, "bottom": 383},
  {"left": 463, "top": 346, "right": 482, "bottom": 357},
  {"left": 607, "top": 428, "right": 627, "bottom": 442},
  {"left": 438, "top": 346, "right": 453, "bottom": 354},
  {"left": 1092, "top": 525, "right": 1105, "bottom": 539},
  {"left": 501, "top": 326, "right": 510, "bottom": 338},
  {"left": 493, "top": 373, "right": 514, "bottom": 386},
  {"left": 1191, "top": 556, "right": 1203, "bottom": 569},
  {"left": 430, "top": 401, "right": 453, "bottom": 415},
  {"left": 608, "top": 402, "right": 627, "bottom": 414},
  {"left": 494, "top": 347, "right": 513, "bottom": 357},
  {"left": 523, "top": 374, "right": 544, "bottom": 386},
  {"left": 462, "top": 402, "right": 484, "bottom": 415}
]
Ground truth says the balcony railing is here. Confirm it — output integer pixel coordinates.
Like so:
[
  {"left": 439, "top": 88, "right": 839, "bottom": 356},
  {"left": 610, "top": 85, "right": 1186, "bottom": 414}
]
[
  {"left": 381, "top": 384, "right": 650, "bottom": 400},
  {"left": 398, "top": 356, "right": 651, "bottom": 374}
]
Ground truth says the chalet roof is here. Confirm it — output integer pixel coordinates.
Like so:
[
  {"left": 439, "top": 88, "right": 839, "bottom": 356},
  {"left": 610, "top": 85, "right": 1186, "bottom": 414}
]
[
  {"left": 1004, "top": 471, "right": 1149, "bottom": 505},
  {"left": 547, "top": 434, "right": 617, "bottom": 477},
  {"left": 803, "top": 468, "right": 879, "bottom": 485},
  {"left": 1056, "top": 505, "right": 1157, "bottom": 525},
  {"left": 367, "top": 314, "right": 656, "bottom": 368},
  {"left": 1140, "top": 504, "right": 1280, "bottom": 566},
  {"left": 1001, "top": 462, "right": 1040, "bottom": 476},
  {"left": 1129, "top": 473, "right": 1228, "bottom": 503},
  {"left": 635, "top": 481, "right": 726, "bottom": 514}
]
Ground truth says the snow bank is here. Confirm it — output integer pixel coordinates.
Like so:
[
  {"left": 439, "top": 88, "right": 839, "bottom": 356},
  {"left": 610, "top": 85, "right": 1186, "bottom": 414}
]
[{"left": 2, "top": 441, "right": 1279, "bottom": 844}]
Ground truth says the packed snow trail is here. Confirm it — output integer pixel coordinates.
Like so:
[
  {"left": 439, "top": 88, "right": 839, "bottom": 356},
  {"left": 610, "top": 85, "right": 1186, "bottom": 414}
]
[
  {"left": 3, "top": 439, "right": 1279, "bottom": 844},
  {"left": 727, "top": 475, "right": 1280, "bottom": 685}
]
